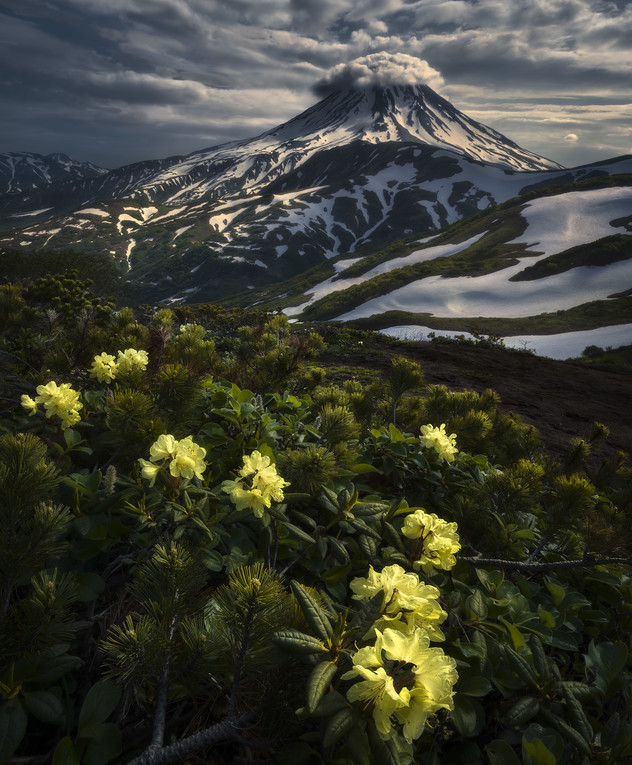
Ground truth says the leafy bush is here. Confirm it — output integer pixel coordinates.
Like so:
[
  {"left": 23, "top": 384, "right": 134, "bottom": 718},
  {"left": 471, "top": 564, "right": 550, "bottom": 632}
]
[{"left": 0, "top": 283, "right": 631, "bottom": 764}]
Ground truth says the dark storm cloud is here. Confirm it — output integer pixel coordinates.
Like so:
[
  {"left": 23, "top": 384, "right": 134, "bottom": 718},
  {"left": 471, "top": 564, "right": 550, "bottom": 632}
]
[{"left": 0, "top": 0, "right": 630, "bottom": 168}]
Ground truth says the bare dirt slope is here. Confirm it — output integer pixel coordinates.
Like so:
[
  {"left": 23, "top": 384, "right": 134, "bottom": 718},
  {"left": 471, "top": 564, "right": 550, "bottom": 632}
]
[{"left": 318, "top": 341, "right": 632, "bottom": 461}]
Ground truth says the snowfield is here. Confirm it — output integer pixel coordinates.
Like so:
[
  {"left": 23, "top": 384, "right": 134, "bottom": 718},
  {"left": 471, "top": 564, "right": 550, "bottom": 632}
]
[
  {"left": 326, "top": 186, "right": 632, "bottom": 322},
  {"left": 380, "top": 323, "right": 632, "bottom": 360}
]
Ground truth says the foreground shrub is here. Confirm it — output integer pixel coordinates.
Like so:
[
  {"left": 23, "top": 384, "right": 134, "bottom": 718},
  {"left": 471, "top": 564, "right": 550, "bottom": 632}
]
[{"left": 0, "top": 300, "right": 631, "bottom": 764}]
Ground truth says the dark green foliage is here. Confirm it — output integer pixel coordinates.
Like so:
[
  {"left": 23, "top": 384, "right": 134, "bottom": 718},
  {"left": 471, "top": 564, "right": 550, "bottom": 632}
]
[{"left": 0, "top": 277, "right": 631, "bottom": 764}]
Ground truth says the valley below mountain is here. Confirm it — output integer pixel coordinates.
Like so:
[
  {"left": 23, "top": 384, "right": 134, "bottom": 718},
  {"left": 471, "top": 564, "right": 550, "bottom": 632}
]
[{"left": 1, "top": 82, "right": 631, "bottom": 358}]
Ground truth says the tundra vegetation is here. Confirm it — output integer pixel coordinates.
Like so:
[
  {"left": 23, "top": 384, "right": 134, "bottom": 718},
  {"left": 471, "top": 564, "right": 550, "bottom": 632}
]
[{"left": 0, "top": 273, "right": 631, "bottom": 765}]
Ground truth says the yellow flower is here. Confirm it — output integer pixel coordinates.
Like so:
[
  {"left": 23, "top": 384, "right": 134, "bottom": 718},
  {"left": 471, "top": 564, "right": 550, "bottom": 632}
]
[
  {"left": 222, "top": 450, "right": 289, "bottom": 522},
  {"left": 116, "top": 348, "right": 149, "bottom": 375},
  {"left": 21, "top": 394, "right": 38, "bottom": 414},
  {"left": 140, "top": 434, "right": 207, "bottom": 484},
  {"left": 138, "top": 459, "right": 161, "bottom": 486},
  {"left": 350, "top": 564, "right": 447, "bottom": 641},
  {"left": 419, "top": 423, "right": 458, "bottom": 463},
  {"left": 34, "top": 381, "right": 83, "bottom": 430},
  {"left": 343, "top": 628, "right": 457, "bottom": 742},
  {"left": 169, "top": 436, "right": 207, "bottom": 480},
  {"left": 149, "top": 434, "right": 179, "bottom": 461},
  {"left": 402, "top": 509, "right": 461, "bottom": 575},
  {"left": 90, "top": 352, "right": 118, "bottom": 383}
]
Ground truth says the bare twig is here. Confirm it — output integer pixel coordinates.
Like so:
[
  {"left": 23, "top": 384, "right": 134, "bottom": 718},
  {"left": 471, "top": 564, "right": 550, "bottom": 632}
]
[
  {"left": 462, "top": 554, "right": 632, "bottom": 572},
  {"left": 125, "top": 712, "right": 254, "bottom": 765}
]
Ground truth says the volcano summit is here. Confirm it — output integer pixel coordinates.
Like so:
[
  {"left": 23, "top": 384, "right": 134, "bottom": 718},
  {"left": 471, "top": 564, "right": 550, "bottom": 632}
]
[{"left": 0, "top": 80, "right": 626, "bottom": 306}]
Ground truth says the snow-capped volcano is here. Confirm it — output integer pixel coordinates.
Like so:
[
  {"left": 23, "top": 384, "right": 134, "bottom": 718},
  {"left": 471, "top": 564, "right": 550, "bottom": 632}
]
[
  {"left": 261, "top": 84, "right": 562, "bottom": 172},
  {"left": 113, "top": 83, "right": 561, "bottom": 205},
  {"left": 3, "top": 79, "right": 628, "bottom": 310}
]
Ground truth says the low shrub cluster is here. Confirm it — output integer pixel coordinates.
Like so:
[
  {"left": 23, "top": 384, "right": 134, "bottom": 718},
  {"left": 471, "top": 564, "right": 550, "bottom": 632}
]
[{"left": 0, "top": 278, "right": 631, "bottom": 764}]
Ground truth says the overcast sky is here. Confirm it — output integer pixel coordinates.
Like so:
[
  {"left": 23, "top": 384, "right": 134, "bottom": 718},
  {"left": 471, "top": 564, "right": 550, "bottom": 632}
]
[{"left": 1, "top": 0, "right": 630, "bottom": 170}]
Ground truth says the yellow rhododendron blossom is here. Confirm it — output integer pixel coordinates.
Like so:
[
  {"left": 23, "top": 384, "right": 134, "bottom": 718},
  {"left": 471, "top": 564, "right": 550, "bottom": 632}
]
[
  {"left": 343, "top": 628, "right": 457, "bottom": 742},
  {"left": 33, "top": 381, "right": 83, "bottom": 430},
  {"left": 402, "top": 509, "right": 461, "bottom": 575},
  {"left": 419, "top": 423, "right": 458, "bottom": 463},
  {"left": 116, "top": 348, "right": 149, "bottom": 375},
  {"left": 138, "top": 459, "right": 161, "bottom": 486},
  {"left": 169, "top": 436, "right": 207, "bottom": 481},
  {"left": 140, "top": 434, "right": 207, "bottom": 485},
  {"left": 350, "top": 564, "right": 447, "bottom": 641},
  {"left": 222, "top": 450, "right": 289, "bottom": 522},
  {"left": 90, "top": 352, "right": 118, "bottom": 383},
  {"left": 21, "top": 394, "right": 38, "bottom": 414},
  {"left": 149, "top": 434, "right": 179, "bottom": 462}
]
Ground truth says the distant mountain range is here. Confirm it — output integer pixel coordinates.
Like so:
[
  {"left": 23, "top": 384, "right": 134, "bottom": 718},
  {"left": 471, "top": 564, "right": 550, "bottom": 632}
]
[
  {"left": 0, "top": 152, "right": 108, "bottom": 195},
  {"left": 1, "top": 83, "right": 631, "bottom": 355}
]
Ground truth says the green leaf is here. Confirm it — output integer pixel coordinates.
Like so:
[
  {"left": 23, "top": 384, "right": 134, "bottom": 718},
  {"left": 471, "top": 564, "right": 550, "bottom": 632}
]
[
  {"left": 327, "top": 537, "right": 350, "bottom": 564},
  {"left": 503, "top": 645, "right": 538, "bottom": 688},
  {"left": 272, "top": 629, "right": 326, "bottom": 654},
  {"left": 53, "top": 736, "right": 80, "bottom": 765},
  {"left": 553, "top": 681, "right": 593, "bottom": 701},
  {"left": 64, "top": 429, "right": 82, "bottom": 449},
  {"left": 284, "top": 522, "right": 316, "bottom": 544},
  {"left": 529, "top": 634, "right": 551, "bottom": 681},
  {"left": 522, "top": 738, "right": 557, "bottom": 765},
  {"left": 543, "top": 713, "right": 592, "bottom": 756},
  {"left": 297, "top": 690, "right": 348, "bottom": 718},
  {"left": 24, "top": 691, "right": 65, "bottom": 725},
  {"left": 350, "top": 463, "right": 380, "bottom": 474},
  {"left": 353, "top": 502, "right": 388, "bottom": 517},
  {"left": 537, "top": 605, "right": 556, "bottom": 628},
  {"left": 37, "top": 654, "right": 82, "bottom": 684},
  {"left": 485, "top": 739, "right": 522, "bottom": 765},
  {"left": 84, "top": 723, "right": 122, "bottom": 765},
  {"left": 307, "top": 661, "right": 338, "bottom": 714},
  {"left": 320, "top": 563, "right": 351, "bottom": 583},
  {"left": 0, "top": 698, "right": 27, "bottom": 763},
  {"left": 323, "top": 707, "right": 358, "bottom": 748},
  {"left": 76, "top": 572, "right": 106, "bottom": 602},
  {"left": 544, "top": 580, "right": 566, "bottom": 608},
  {"left": 475, "top": 568, "right": 504, "bottom": 593},
  {"left": 503, "top": 697, "right": 539, "bottom": 727},
  {"left": 457, "top": 674, "right": 492, "bottom": 697},
  {"left": 367, "top": 721, "right": 400, "bottom": 765},
  {"left": 357, "top": 534, "right": 378, "bottom": 561},
  {"left": 587, "top": 640, "right": 628, "bottom": 685},
  {"left": 290, "top": 581, "right": 333, "bottom": 641},
  {"left": 451, "top": 695, "right": 485, "bottom": 737},
  {"left": 78, "top": 680, "right": 121, "bottom": 740},
  {"left": 562, "top": 685, "right": 593, "bottom": 743},
  {"left": 499, "top": 617, "right": 527, "bottom": 652},
  {"left": 467, "top": 590, "right": 488, "bottom": 620}
]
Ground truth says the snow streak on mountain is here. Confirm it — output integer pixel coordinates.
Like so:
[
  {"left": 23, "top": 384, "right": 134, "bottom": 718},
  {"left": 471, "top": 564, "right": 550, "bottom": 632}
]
[
  {"left": 85, "top": 84, "right": 564, "bottom": 206},
  {"left": 0, "top": 152, "right": 108, "bottom": 195},
  {"left": 3, "top": 81, "right": 629, "bottom": 308}
]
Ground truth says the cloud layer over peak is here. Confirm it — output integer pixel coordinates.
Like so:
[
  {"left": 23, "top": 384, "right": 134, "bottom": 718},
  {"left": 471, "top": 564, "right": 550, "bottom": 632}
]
[
  {"left": 0, "top": 0, "right": 630, "bottom": 168},
  {"left": 312, "top": 53, "right": 445, "bottom": 96}
]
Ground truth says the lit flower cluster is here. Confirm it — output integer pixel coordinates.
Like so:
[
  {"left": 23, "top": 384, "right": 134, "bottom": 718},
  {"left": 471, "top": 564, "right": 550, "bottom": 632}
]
[
  {"left": 222, "top": 450, "right": 289, "bottom": 523},
  {"left": 402, "top": 509, "right": 461, "bottom": 575},
  {"left": 350, "top": 564, "right": 447, "bottom": 641},
  {"left": 342, "top": 627, "right": 458, "bottom": 743},
  {"left": 21, "top": 381, "right": 83, "bottom": 430},
  {"left": 89, "top": 348, "right": 149, "bottom": 383},
  {"left": 90, "top": 352, "right": 118, "bottom": 383},
  {"left": 139, "top": 434, "right": 207, "bottom": 485},
  {"left": 115, "top": 348, "right": 149, "bottom": 375},
  {"left": 419, "top": 423, "right": 458, "bottom": 463}
]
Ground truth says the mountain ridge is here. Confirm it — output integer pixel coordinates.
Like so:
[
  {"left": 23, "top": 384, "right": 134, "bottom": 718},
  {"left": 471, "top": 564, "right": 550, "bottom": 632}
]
[{"left": 1, "top": 83, "right": 630, "bottom": 339}]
